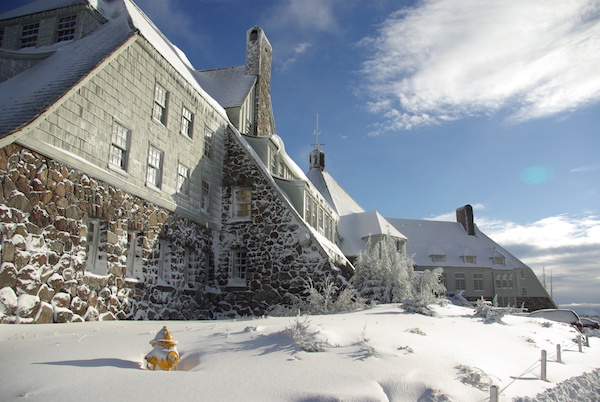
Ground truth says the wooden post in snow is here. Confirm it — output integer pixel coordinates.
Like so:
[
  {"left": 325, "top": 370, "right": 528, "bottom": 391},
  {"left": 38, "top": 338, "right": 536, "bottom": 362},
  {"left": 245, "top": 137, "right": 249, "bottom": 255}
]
[
  {"left": 541, "top": 350, "right": 547, "bottom": 382},
  {"left": 556, "top": 344, "right": 562, "bottom": 363},
  {"left": 489, "top": 385, "right": 499, "bottom": 402}
]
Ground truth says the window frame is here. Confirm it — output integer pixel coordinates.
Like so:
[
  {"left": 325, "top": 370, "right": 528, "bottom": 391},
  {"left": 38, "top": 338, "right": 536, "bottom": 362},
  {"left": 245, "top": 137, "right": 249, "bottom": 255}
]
[
  {"left": 455, "top": 272, "right": 466, "bottom": 291},
  {"left": 56, "top": 15, "right": 77, "bottom": 42},
  {"left": 85, "top": 218, "right": 107, "bottom": 275},
  {"left": 204, "top": 128, "right": 213, "bottom": 158},
  {"left": 153, "top": 83, "right": 169, "bottom": 125},
  {"left": 180, "top": 106, "right": 194, "bottom": 138},
  {"left": 21, "top": 22, "right": 40, "bottom": 48},
  {"left": 201, "top": 181, "right": 210, "bottom": 212},
  {"left": 146, "top": 145, "right": 164, "bottom": 189},
  {"left": 229, "top": 249, "right": 248, "bottom": 286},
  {"left": 109, "top": 121, "right": 130, "bottom": 172},
  {"left": 431, "top": 254, "right": 446, "bottom": 263},
  {"left": 473, "top": 273, "right": 484, "bottom": 291},
  {"left": 176, "top": 163, "right": 190, "bottom": 195},
  {"left": 232, "top": 187, "right": 252, "bottom": 221}
]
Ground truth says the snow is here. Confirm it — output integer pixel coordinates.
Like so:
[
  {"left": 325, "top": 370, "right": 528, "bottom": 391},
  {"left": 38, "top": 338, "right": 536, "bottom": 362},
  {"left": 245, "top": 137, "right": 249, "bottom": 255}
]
[{"left": 1, "top": 304, "right": 598, "bottom": 401}]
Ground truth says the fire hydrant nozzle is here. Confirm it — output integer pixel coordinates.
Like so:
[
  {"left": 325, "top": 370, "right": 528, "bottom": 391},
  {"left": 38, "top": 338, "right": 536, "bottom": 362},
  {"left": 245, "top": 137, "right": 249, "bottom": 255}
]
[{"left": 144, "top": 326, "right": 180, "bottom": 371}]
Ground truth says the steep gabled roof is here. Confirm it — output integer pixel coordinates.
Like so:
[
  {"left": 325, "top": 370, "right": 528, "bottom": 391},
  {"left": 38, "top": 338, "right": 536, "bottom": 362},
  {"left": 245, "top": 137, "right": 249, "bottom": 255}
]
[
  {"left": 386, "top": 218, "right": 528, "bottom": 270},
  {"left": 306, "top": 167, "right": 365, "bottom": 216},
  {"left": 0, "top": 0, "right": 228, "bottom": 138},
  {"left": 194, "top": 66, "right": 256, "bottom": 108}
]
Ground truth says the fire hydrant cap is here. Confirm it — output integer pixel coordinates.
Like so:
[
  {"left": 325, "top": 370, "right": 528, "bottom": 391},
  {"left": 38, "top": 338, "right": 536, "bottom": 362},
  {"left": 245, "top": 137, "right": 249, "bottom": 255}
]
[{"left": 150, "top": 326, "right": 178, "bottom": 345}]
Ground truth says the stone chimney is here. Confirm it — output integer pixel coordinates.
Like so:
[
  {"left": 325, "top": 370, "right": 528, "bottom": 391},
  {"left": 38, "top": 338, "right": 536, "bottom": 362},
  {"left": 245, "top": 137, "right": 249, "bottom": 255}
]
[
  {"left": 245, "top": 26, "right": 274, "bottom": 136},
  {"left": 456, "top": 204, "right": 475, "bottom": 236}
]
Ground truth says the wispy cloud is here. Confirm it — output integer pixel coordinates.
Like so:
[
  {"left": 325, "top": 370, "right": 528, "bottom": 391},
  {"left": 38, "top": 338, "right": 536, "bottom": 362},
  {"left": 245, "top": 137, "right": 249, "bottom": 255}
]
[
  {"left": 360, "top": 0, "right": 600, "bottom": 134},
  {"left": 280, "top": 41, "right": 312, "bottom": 70},
  {"left": 269, "top": 0, "right": 342, "bottom": 33}
]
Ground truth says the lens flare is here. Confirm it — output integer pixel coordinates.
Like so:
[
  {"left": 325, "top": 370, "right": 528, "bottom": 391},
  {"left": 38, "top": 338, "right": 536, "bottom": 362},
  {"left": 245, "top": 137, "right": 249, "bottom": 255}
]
[{"left": 520, "top": 165, "right": 554, "bottom": 185}]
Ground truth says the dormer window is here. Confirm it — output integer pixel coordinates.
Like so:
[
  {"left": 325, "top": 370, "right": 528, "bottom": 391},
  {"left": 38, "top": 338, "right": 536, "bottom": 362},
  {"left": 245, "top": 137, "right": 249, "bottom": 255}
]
[
  {"left": 57, "top": 15, "right": 77, "bottom": 42},
  {"left": 431, "top": 254, "right": 446, "bottom": 263},
  {"left": 21, "top": 22, "right": 40, "bottom": 48},
  {"left": 462, "top": 255, "right": 477, "bottom": 264},
  {"left": 491, "top": 256, "right": 505, "bottom": 265}
]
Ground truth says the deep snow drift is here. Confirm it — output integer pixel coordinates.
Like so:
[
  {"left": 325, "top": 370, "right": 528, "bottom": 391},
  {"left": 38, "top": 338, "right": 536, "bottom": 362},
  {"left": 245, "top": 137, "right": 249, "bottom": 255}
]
[{"left": 0, "top": 304, "right": 598, "bottom": 401}]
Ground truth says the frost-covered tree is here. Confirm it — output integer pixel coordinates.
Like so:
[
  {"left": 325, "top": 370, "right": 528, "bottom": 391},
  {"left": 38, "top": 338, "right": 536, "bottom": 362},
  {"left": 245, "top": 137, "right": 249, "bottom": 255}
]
[
  {"left": 412, "top": 267, "right": 446, "bottom": 300},
  {"left": 351, "top": 236, "right": 414, "bottom": 303}
]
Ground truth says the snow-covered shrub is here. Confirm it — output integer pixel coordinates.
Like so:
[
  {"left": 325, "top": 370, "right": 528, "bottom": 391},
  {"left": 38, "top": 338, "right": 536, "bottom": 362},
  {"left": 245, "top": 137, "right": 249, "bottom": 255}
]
[
  {"left": 285, "top": 316, "right": 326, "bottom": 352},
  {"left": 268, "top": 277, "right": 365, "bottom": 316},
  {"left": 354, "top": 323, "right": 378, "bottom": 358},
  {"left": 455, "top": 365, "right": 494, "bottom": 391},
  {"left": 402, "top": 294, "right": 438, "bottom": 316},
  {"left": 473, "top": 297, "right": 509, "bottom": 325},
  {"left": 351, "top": 236, "right": 414, "bottom": 304},
  {"left": 406, "top": 327, "right": 427, "bottom": 336}
]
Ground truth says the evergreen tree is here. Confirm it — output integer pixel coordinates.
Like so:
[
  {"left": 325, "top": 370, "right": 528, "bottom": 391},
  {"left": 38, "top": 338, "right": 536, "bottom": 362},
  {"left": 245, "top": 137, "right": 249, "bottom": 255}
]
[{"left": 351, "top": 236, "right": 414, "bottom": 303}]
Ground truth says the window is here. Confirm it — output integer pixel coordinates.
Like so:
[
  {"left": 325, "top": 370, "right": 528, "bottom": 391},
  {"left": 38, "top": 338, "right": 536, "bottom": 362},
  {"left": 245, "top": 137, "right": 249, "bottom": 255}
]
[
  {"left": 507, "top": 274, "right": 513, "bottom": 288},
  {"left": 455, "top": 273, "right": 466, "bottom": 290},
  {"left": 520, "top": 270, "right": 525, "bottom": 279},
  {"left": 204, "top": 129, "right": 213, "bottom": 158},
  {"left": 431, "top": 255, "right": 446, "bottom": 263},
  {"left": 146, "top": 145, "right": 163, "bottom": 188},
  {"left": 232, "top": 188, "right": 252, "bottom": 220},
  {"left": 109, "top": 122, "right": 130, "bottom": 171},
  {"left": 492, "top": 256, "right": 505, "bottom": 265},
  {"left": 502, "top": 274, "right": 508, "bottom": 288},
  {"left": 473, "top": 273, "right": 484, "bottom": 291},
  {"left": 153, "top": 84, "right": 168, "bottom": 124},
  {"left": 496, "top": 275, "right": 501, "bottom": 289},
  {"left": 57, "top": 15, "right": 77, "bottom": 42},
  {"left": 154, "top": 239, "right": 170, "bottom": 282},
  {"left": 126, "top": 231, "right": 143, "bottom": 280},
  {"left": 463, "top": 255, "right": 477, "bottom": 264},
  {"left": 201, "top": 181, "right": 210, "bottom": 211},
  {"left": 21, "top": 22, "right": 40, "bottom": 48},
  {"left": 176, "top": 163, "right": 190, "bottom": 195},
  {"left": 181, "top": 107, "right": 193, "bottom": 138},
  {"left": 85, "top": 219, "right": 107, "bottom": 275},
  {"left": 522, "top": 287, "right": 527, "bottom": 296},
  {"left": 230, "top": 249, "right": 247, "bottom": 284}
]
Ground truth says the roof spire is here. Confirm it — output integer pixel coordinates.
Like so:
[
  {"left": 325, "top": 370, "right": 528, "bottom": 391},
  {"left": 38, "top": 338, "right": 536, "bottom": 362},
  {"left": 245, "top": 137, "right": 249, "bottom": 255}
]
[{"left": 309, "top": 114, "right": 326, "bottom": 171}]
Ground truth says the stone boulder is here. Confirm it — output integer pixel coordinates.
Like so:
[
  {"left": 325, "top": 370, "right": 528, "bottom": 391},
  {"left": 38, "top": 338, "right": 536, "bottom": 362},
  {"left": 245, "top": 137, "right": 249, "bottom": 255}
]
[
  {"left": 16, "top": 294, "right": 40, "bottom": 319},
  {"left": 0, "top": 286, "right": 18, "bottom": 316},
  {"left": 34, "top": 302, "right": 53, "bottom": 324}
]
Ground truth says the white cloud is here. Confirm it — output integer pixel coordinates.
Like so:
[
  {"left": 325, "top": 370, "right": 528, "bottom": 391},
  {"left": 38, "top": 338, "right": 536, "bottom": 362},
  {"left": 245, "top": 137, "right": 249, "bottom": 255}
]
[
  {"left": 477, "top": 213, "right": 600, "bottom": 308},
  {"left": 361, "top": 0, "right": 600, "bottom": 133}
]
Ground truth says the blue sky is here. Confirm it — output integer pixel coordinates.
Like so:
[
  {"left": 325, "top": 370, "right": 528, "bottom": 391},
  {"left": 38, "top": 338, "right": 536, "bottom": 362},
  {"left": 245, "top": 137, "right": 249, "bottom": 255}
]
[{"left": 2, "top": 0, "right": 599, "bottom": 314}]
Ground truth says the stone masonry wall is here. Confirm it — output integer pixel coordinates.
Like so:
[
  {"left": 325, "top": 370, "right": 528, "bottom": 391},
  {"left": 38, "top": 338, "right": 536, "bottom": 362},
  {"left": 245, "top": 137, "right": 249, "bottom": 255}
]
[
  {"left": 0, "top": 143, "right": 212, "bottom": 323},
  {"left": 210, "top": 131, "right": 342, "bottom": 318}
]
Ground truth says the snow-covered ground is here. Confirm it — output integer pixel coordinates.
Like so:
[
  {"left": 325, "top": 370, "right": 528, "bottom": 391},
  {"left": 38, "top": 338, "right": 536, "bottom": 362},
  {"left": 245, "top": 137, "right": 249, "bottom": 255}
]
[{"left": 1, "top": 304, "right": 598, "bottom": 401}]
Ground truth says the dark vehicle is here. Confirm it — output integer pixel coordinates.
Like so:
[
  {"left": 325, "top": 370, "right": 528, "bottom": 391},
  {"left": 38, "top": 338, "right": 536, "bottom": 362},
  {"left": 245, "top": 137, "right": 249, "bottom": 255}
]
[
  {"left": 528, "top": 309, "right": 583, "bottom": 331},
  {"left": 580, "top": 317, "right": 600, "bottom": 329}
]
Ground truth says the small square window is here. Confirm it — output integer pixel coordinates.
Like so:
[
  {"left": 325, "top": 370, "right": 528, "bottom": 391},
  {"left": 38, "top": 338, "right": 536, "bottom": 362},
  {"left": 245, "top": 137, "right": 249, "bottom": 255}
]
[
  {"left": 146, "top": 145, "right": 163, "bottom": 188},
  {"left": 177, "top": 163, "right": 190, "bottom": 195},
  {"left": 57, "top": 15, "right": 77, "bottom": 42},
  {"left": 109, "top": 122, "right": 130, "bottom": 171},
  {"left": 181, "top": 107, "right": 194, "bottom": 138},
  {"left": 153, "top": 84, "right": 168, "bottom": 124}
]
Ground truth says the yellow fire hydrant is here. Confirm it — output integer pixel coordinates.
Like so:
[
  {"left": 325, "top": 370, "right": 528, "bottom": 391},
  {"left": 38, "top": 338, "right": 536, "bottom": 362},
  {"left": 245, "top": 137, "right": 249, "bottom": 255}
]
[{"left": 145, "top": 326, "right": 180, "bottom": 371}]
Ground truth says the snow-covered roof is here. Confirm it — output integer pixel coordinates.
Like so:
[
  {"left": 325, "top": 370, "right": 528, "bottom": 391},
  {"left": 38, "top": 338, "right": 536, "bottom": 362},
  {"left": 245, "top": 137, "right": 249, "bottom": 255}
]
[
  {"left": 0, "top": 0, "right": 229, "bottom": 138},
  {"left": 306, "top": 167, "right": 365, "bottom": 216},
  {"left": 338, "top": 210, "right": 407, "bottom": 257},
  {"left": 194, "top": 66, "right": 256, "bottom": 108},
  {"left": 0, "top": 1, "right": 132, "bottom": 137},
  {"left": 386, "top": 218, "right": 528, "bottom": 270},
  {"left": 0, "top": 0, "right": 87, "bottom": 20}
]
